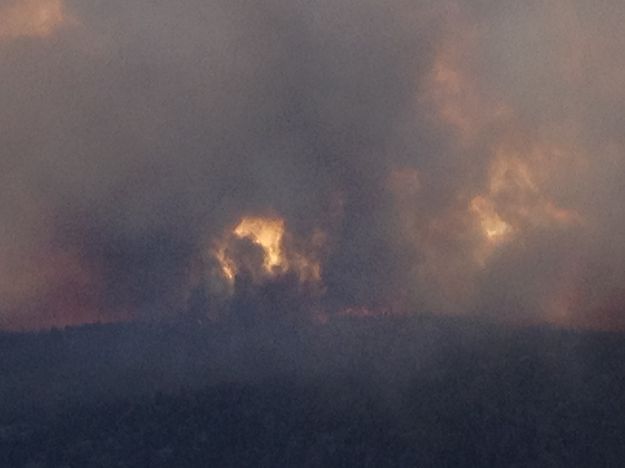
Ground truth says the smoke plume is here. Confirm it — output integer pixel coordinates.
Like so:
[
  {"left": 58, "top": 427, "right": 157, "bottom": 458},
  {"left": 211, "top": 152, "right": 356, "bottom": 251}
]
[{"left": 2, "top": 0, "right": 625, "bottom": 330}]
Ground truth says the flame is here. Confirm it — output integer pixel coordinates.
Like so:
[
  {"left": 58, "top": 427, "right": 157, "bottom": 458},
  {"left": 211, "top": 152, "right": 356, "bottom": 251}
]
[
  {"left": 233, "top": 217, "right": 286, "bottom": 273},
  {"left": 0, "top": 0, "right": 73, "bottom": 40},
  {"left": 470, "top": 146, "right": 582, "bottom": 254},
  {"left": 409, "top": 5, "right": 595, "bottom": 326},
  {"left": 421, "top": 8, "right": 582, "bottom": 253},
  {"left": 214, "top": 246, "right": 236, "bottom": 282},
  {"left": 470, "top": 196, "right": 511, "bottom": 242},
  {"left": 211, "top": 215, "right": 324, "bottom": 289}
]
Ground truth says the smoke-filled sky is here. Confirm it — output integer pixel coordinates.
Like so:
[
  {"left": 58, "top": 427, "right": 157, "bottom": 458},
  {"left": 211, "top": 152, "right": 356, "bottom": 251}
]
[{"left": 2, "top": 0, "right": 625, "bottom": 331}]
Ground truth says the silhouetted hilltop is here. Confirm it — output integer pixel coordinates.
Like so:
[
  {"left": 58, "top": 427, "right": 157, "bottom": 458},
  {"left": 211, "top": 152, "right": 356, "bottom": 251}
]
[{"left": 2, "top": 316, "right": 625, "bottom": 466}]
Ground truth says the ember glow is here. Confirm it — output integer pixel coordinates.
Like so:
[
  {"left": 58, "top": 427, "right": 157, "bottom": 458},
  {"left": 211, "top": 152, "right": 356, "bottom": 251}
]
[{"left": 2, "top": 0, "right": 625, "bottom": 330}]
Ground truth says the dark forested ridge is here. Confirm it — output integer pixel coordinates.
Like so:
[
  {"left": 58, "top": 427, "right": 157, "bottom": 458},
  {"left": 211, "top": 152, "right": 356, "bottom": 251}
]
[{"left": 2, "top": 316, "right": 625, "bottom": 467}]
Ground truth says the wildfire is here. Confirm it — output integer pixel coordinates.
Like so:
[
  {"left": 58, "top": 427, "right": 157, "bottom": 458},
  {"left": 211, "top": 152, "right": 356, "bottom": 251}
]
[
  {"left": 470, "top": 196, "right": 511, "bottom": 242},
  {"left": 214, "top": 246, "right": 236, "bottom": 282},
  {"left": 211, "top": 215, "right": 323, "bottom": 288},
  {"left": 233, "top": 217, "right": 286, "bottom": 273},
  {"left": 470, "top": 145, "right": 582, "bottom": 253}
]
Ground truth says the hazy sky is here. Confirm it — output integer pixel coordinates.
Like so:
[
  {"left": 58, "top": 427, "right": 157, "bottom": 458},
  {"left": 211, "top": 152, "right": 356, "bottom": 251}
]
[{"left": 2, "top": 0, "right": 625, "bottom": 330}]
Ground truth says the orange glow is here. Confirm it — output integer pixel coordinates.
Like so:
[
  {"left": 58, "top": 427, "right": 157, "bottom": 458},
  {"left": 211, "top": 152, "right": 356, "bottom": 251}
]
[
  {"left": 214, "top": 246, "right": 236, "bottom": 282},
  {"left": 0, "top": 0, "right": 73, "bottom": 40},
  {"left": 408, "top": 4, "right": 598, "bottom": 327},
  {"left": 470, "top": 146, "right": 582, "bottom": 255},
  {"left": 422, "top": 15, "right": 511, "bottom": 145},
  {"left": 488, "top": 154, "right": 537, "bottom": 195},
  {"left": 470, "top": 196, "right": 512, "bottom": 242},
  {"left": 0, "top": 247, "right": 127, "bottom": 331},
  {"left": 421, "top": 7, "right": 583, "bottom": 263},
  {"left": 234, "top": 217, "right": 286, "bottom": 273},
  {"left": 211, "top": 215, "right": 324, "bottom": 289},
  {"left": 428, "top": 53, "right": 479, "bottom": 141}
]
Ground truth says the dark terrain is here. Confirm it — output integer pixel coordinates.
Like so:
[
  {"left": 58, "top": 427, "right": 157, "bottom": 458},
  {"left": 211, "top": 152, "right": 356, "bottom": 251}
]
[{"left": 1, "top": 315, "right": 625, "bottom": 467}]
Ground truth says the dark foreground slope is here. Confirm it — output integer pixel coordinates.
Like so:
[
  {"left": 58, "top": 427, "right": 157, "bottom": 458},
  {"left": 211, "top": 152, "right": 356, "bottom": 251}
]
[{"left": 1, "top": 316, "right": 625, "bottom": 467}]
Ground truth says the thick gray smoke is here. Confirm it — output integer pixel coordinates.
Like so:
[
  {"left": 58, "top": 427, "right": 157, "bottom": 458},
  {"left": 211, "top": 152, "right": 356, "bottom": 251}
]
[{"left": 2, "top": 0, "right": 625, "bottom": 330}]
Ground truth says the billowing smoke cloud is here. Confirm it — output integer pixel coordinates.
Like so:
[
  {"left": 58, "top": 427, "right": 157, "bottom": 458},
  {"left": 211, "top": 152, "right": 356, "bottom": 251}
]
[{"left": 1, "top": 0, "right": 625, "bottom": 330}]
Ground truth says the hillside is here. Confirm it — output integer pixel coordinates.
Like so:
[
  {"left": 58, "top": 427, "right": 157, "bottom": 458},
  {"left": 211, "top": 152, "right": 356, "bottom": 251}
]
[{"left": 2, "top": 316, "right": 625, "bottom": 466}]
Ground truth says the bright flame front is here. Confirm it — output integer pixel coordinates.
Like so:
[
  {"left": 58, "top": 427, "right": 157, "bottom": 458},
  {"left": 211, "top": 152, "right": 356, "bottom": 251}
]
[
  {"left": 233, "top": 217, "right": 286, "bottom": 273},
  {"left": 211, "top": 215, "right": 324, "bottom": 291}
]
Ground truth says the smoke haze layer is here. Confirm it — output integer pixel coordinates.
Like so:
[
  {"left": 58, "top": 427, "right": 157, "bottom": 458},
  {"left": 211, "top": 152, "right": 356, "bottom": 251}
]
[{"left": 2, "top": 0, "right": 625, "bottom": 330}]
